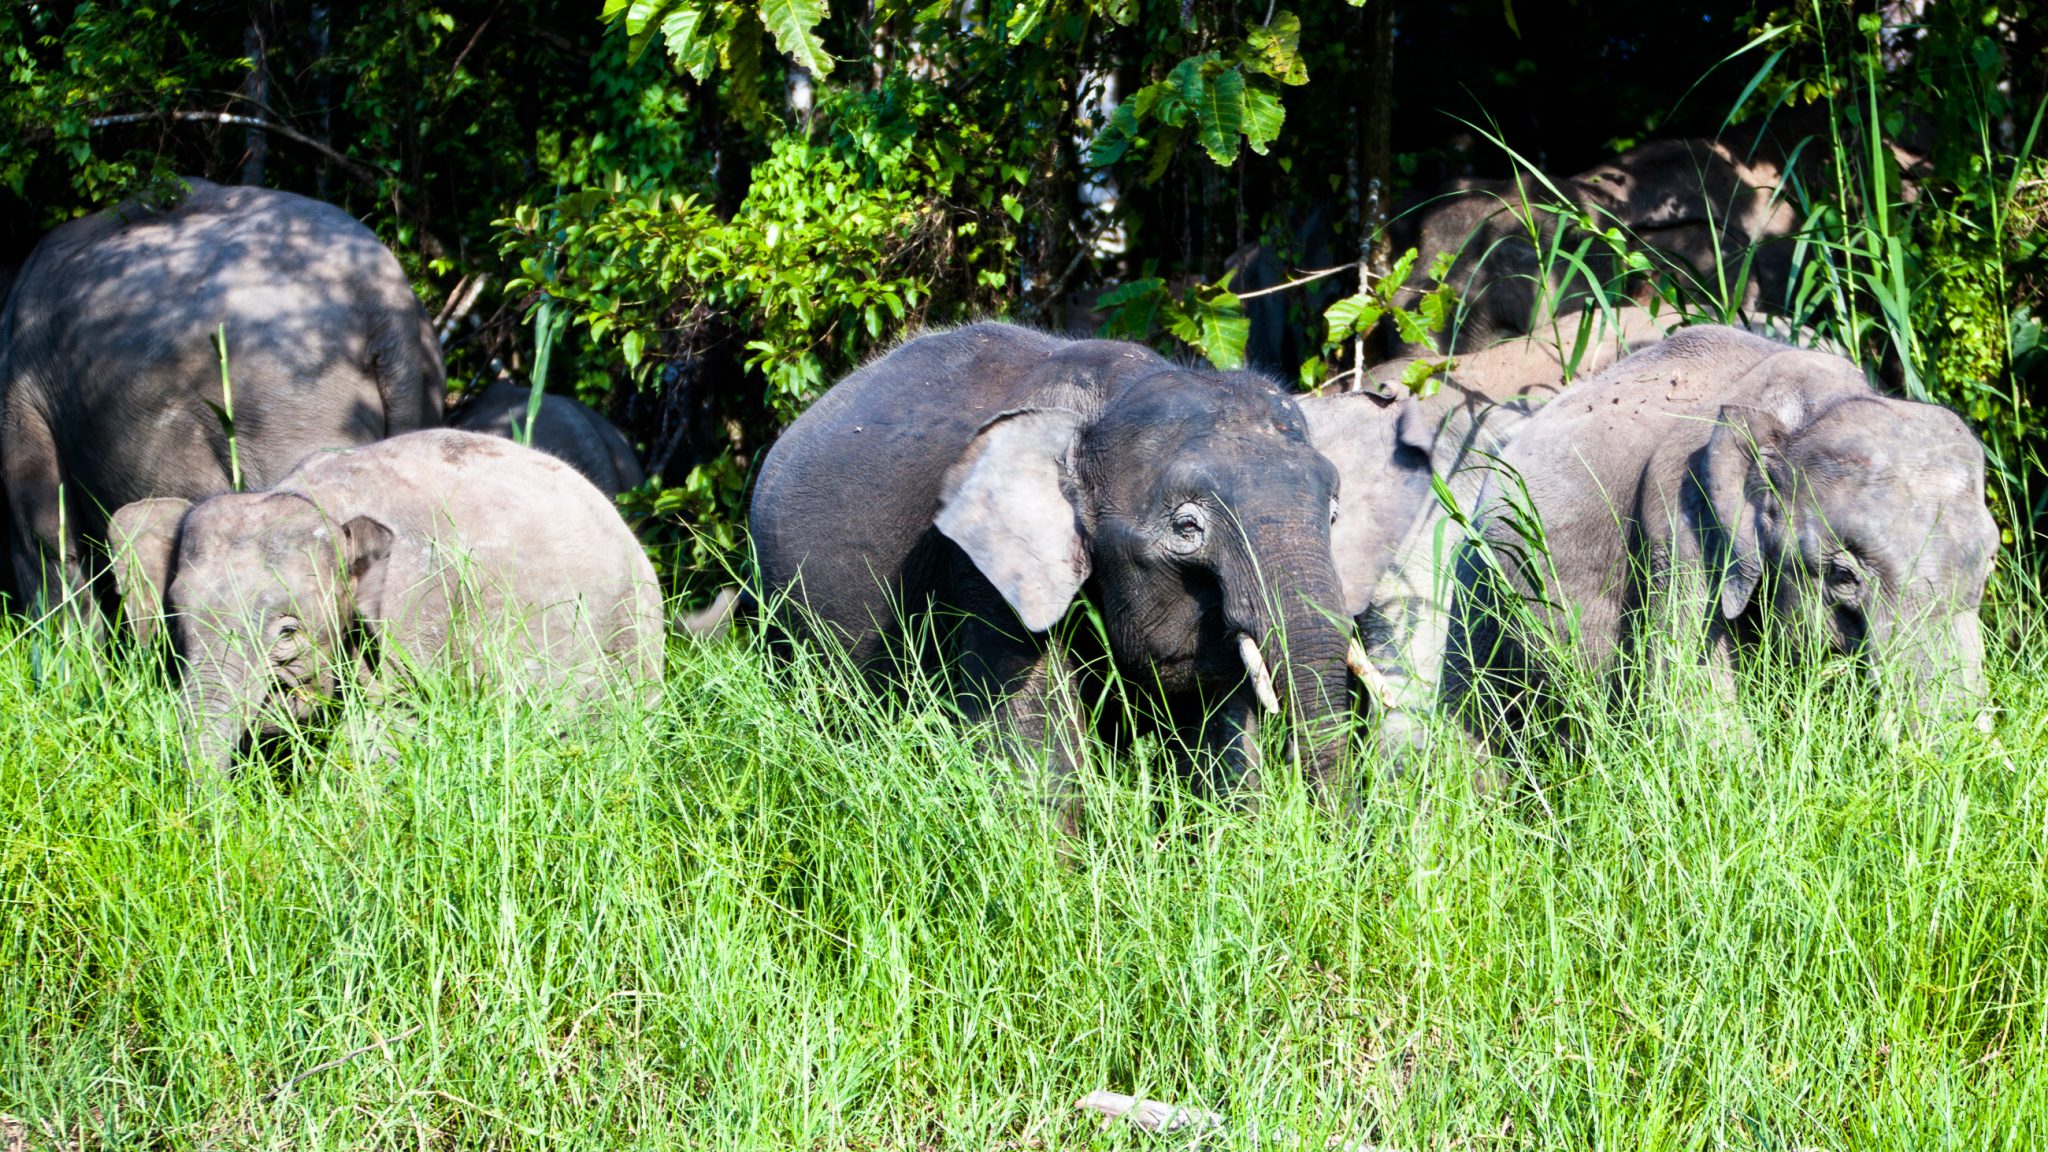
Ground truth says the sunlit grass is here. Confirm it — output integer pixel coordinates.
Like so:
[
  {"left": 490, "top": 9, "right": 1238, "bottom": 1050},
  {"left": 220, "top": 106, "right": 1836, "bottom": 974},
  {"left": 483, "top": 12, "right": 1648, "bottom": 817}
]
[{"left": 1, "top": 589, "right": 2044, "bottom": 1150}]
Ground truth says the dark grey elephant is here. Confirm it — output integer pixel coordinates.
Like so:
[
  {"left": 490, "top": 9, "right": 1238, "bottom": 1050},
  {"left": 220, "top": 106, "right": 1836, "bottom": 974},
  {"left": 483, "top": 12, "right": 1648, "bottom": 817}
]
[
  {"left": 1389, "top": 137, "right": 1804, "bottom": 357},
  {"left": 750, "top": 323, "right": 1353, "bottom": 799},
  {"left": 0, "top": 178, "right": 444, "bottom": 621},
  {"left": 1444, "top": 326, "right": 1995, "bottom": 738},
  {"left": 108, "top": 430, "right": 663, "bottom": 773},
  {"left": 448, "top": 379, "right": 645, "bottom": 496}
]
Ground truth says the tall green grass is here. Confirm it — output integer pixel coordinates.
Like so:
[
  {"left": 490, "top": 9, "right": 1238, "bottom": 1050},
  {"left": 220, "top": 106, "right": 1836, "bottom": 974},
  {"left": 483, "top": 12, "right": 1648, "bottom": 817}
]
[{"left": 4, "top": 594, "right": 2045, "bottom": 1149}]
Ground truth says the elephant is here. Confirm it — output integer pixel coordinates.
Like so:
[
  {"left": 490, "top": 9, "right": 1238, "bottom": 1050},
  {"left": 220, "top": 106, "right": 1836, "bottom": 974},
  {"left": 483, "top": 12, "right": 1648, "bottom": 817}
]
[
  {"left": 447, "top": 379, "right": 646, "bottom": 496},
  {"left": 1438, "top": 326, "right": 1996, "bottom": 742},
  {"left": 107, "top": 429, "right": 663, "bottom": 773},
  {"left": 1300, "top": 306, "right": 1675, "bottom": 753},
  {"left": 749, "top": 322, "right": 1353, "bottom": 801},
  {"left": 1387, "top": 136, "right": 1806, "bottom": 357},
  {"left": 0, "top": 177, "right": 445, "bottom": 623}
]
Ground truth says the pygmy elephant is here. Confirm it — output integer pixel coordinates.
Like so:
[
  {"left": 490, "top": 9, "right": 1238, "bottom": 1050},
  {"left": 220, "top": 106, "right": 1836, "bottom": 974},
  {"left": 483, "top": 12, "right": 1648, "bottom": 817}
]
[
  {"left": 0, "top": 177, "right": 444, "bottom": 620},
  {"left": 109, "top": 430, "right": 663, "bottom": 772},
  {"left": 448, "top": 379, "right": 645, "bottom": 495},
  {"left": 1389, "top": 136, "right": 1804, "bottom": 357},
  {"left": 750, "top": 323, "right": 1353, "bottom": 797},
  {"left": 1446, "top": 326, "right": 1996, "bottom": 737},
  {"left": 1300, "top": 307, "right": 1674, "bottom": 748}
]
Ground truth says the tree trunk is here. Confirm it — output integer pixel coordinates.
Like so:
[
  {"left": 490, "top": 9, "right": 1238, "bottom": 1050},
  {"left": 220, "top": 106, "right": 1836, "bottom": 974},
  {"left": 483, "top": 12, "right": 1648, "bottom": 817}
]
[
  {"left": 240, "top": 17, "right": 269, "bottom": 185},
  {"left": 310, "top": 4, "right": 332, "bottom": 198}
]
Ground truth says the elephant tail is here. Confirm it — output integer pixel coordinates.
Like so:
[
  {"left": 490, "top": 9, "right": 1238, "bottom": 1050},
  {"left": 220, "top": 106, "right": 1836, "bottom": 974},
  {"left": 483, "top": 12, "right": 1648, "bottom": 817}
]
[{"left": 672, "top": 586, "right": 750, "bottom": 640}]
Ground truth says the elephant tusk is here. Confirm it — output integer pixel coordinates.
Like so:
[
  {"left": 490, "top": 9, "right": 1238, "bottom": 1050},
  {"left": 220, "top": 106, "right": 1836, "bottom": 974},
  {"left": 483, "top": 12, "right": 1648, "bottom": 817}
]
[
  {"left": 1237, "top": 633, "right": 1281, "bottom": 715},
  {"left": 1347, "top": 636, "right": 1397, "bottom": 710}
]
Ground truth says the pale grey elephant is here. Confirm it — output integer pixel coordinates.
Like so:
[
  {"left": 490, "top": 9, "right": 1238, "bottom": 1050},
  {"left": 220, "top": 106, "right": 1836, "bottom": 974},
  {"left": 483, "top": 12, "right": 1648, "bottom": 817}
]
[
  {"left": 448, "top": 379, "right": 645, "bottom": 496},
  {"left": 1443, "top": 326, "right": 1996, "bottom": 741},
  {"left": 0, "top": 178, "right": 444, "bottom": 622},
  {"left": 108, "top": 430, "right": 663, "bottom": 773},
  {"left": 1301, "top": 307, "right": 1675, "bottom": 751}
]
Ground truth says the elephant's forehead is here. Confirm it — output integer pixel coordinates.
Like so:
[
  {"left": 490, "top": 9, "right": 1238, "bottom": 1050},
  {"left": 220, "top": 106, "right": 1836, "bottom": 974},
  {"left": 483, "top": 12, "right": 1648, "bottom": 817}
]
[{"left": 1108, "top": 371, "right": 1306, "bottom": 436}]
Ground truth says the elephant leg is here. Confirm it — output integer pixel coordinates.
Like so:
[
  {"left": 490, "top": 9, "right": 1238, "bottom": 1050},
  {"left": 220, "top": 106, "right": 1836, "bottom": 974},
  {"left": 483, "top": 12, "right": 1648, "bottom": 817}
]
[
  {"left": 943, "top": 554, "right": 1086, "bottom": 827},
  {"left": 3, "top": 401, "right": 95, "bottom": 636}
]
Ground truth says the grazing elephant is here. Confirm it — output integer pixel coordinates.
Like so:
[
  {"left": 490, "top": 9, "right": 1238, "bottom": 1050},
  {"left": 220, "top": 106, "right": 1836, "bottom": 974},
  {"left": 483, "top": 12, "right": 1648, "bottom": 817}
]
[
  {"left": 751, "top": 323, "right": 1352, "bottom": 797},
  {"left": 1443, "top": 326, "right": 1995, "bottom": 738},
  {"left": 448, "top": 379, "right": 645, "bottom": 495},
  {"left": 108, "top": 430, "right": 662, "bottom": 773},
  {"left": 1388, "top": 137, "right": 1804, "bottom": 357},
  {"left": 0, "top": 177, "right": 444, "bottom": 621},
  {"left": 1300, "top": 307, "right": 1674, "bottom": 751}
]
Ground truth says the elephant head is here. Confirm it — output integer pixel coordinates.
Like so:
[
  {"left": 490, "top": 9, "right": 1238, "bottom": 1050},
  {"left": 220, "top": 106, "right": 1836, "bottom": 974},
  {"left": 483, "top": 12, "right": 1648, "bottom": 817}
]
[
  {"left": 1701, "top": 392, "right": 1998, "bottom": 724},
  {"left": 109, "top": 492, "right": 393, "bottom": 772},
  {"left": 933, "top": 368, "right": 1353, "bottom": 780}
]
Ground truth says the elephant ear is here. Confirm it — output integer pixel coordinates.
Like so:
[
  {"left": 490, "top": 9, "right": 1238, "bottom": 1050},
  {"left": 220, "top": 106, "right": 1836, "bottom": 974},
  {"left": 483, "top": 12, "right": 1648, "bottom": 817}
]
[
  {"left": 935, "top": 407, "right": 1089, "bottom": 633},
  {"left": 107, "top": 497, "right": 192, "bottom": 646},
  {"left": 1703, "top": 403, "right": 1790, "bottom": 620},
  {"left": 340, "top": 516, "right": 395, "bottom": 621}
]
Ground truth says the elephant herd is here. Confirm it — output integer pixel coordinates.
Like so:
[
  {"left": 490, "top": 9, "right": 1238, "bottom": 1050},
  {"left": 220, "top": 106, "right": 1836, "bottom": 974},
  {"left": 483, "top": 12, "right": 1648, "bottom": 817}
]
[
  {"left": 0, "top": 162, "right": 2000, "bottom": 793},
  {"left": 0, "top": 178, "right": 662, "bottom": 770},
  {"left": 753, "top": 316, "right": 1998, "bottom": 808}
]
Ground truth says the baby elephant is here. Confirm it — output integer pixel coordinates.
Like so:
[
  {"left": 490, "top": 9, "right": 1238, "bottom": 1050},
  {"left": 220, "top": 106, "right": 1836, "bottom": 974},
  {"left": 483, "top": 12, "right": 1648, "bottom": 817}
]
[
  {"left": 109, "top": 430, "right": 664, "bottom": 772},
  {"left": 447, "top": 380, "right": 645, "bottom": 495}
]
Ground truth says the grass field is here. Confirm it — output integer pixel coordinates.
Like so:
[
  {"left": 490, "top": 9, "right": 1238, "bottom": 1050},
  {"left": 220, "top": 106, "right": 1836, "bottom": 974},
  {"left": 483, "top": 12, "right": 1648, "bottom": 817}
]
[{"left": 3, "top": 594, "right": 2047, "bottom": 1150}]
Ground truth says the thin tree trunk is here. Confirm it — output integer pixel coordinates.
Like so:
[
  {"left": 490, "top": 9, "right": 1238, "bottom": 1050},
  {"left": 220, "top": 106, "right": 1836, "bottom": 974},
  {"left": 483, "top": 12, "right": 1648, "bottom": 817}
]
[
  {"left": 311, "top": 4, "right": 332, "bottom": 198},
  {"left": 241, "top": 16, "right": 269, "bottom": 185},
  {"left": 1361, "top": 0, "right": 1395, "bottom": 277}
]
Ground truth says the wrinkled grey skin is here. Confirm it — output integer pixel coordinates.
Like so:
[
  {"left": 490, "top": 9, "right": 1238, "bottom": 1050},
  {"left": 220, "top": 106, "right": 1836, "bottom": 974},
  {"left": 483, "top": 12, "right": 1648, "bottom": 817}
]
[
  {"left": 109, "top": 430, "right": 662, "bottom": 773},
  {"left": 1300, "top": 309, "right": 1673, "bottom": 752},
  {"left": 1445, "top": 326, "right": 1995, "bottom": 738},
  {"left": 0, "top": 178, "right": 444, "bottom": 622},
  {"left": 751, "top": 323, "right": 1351, "bottom": 799},
  {"left": 448, "top": 380, "right": 645, "bottom": 495},
  {"left": 1390, "top": 138, "right": 1803, "bottom": 356}
]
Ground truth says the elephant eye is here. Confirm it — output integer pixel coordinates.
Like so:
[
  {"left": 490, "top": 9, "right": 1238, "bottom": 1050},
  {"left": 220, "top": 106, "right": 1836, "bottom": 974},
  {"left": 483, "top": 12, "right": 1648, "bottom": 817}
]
[
  {"left": 1825, "top": 558, "right": 1863, "bottom": 594},
  {"left": 1171, "top": 502, "right": 1206, "bottom": 542}
]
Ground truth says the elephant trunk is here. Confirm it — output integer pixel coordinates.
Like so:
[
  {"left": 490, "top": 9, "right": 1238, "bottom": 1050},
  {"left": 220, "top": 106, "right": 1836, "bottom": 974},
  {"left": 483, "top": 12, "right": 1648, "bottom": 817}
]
[
  {"left": 1867, "top": 601, "right": 1991, "bottom": 733},
  {"left": 182, "top": 669, "right": 252, "bottom": 775},
  {"left": 1241, "top": 540, "right": 1353, "bottom": 783}
]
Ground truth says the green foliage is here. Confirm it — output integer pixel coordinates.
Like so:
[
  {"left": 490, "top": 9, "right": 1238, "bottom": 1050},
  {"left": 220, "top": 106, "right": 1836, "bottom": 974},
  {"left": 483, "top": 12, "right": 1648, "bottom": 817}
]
[
  {"left": 1085, "top": 13, "right": 1307, "bottom": 173},
  {"left": 0, "top": 2, "right": 231, "bottom": 215}
]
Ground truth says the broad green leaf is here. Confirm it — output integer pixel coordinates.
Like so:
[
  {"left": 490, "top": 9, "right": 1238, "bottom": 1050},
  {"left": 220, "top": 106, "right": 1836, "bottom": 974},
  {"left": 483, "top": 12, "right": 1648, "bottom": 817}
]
[
  {"left": 620, "top": 0, "right": 668, "bottom": 33},
  {"left": 1323, "top": 292, "right": 1383, "bottom": 344},
  {"left": 1392, "top": 306, "right": 1438, "bottom": 345},
  {"left": 1241, "top": 84, "right": 1284, "bottom": 155},
  {"left": 1245, "top": 11, "right": 1307, "bottom": 85},
  {"left": 1006, "top": 0, "right": 1052, "bottom": 40},
  {"left": 1157, "top": 56, "right": 1209, "bottom": 127},
  {"left": 1091, "top": 0, "right": 1136, "bottom": 23},
  {"left": 758, "top": 0, "right": 833, "bottom": 77},
  {"left": 1096, "top": 278, "right": 1165, "bottom": 338},
  {"left": 1087, "top": 102, "right": 1142, "bottom": 168},
  {"left": 1196, "top": 67, "right": 1246, "bottom": 166},
  {"left": 1198, "top": 310, "right": 1250, "bottom": 369},
  {"left": 1400, "top": 356, "right": 1452, "bottom": 398},
  {"left": 661, "top": 2, "right": 716, "bottom": 79},
  {"left": 622, "top": 327, "right": 646, "bottom": 368}
]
